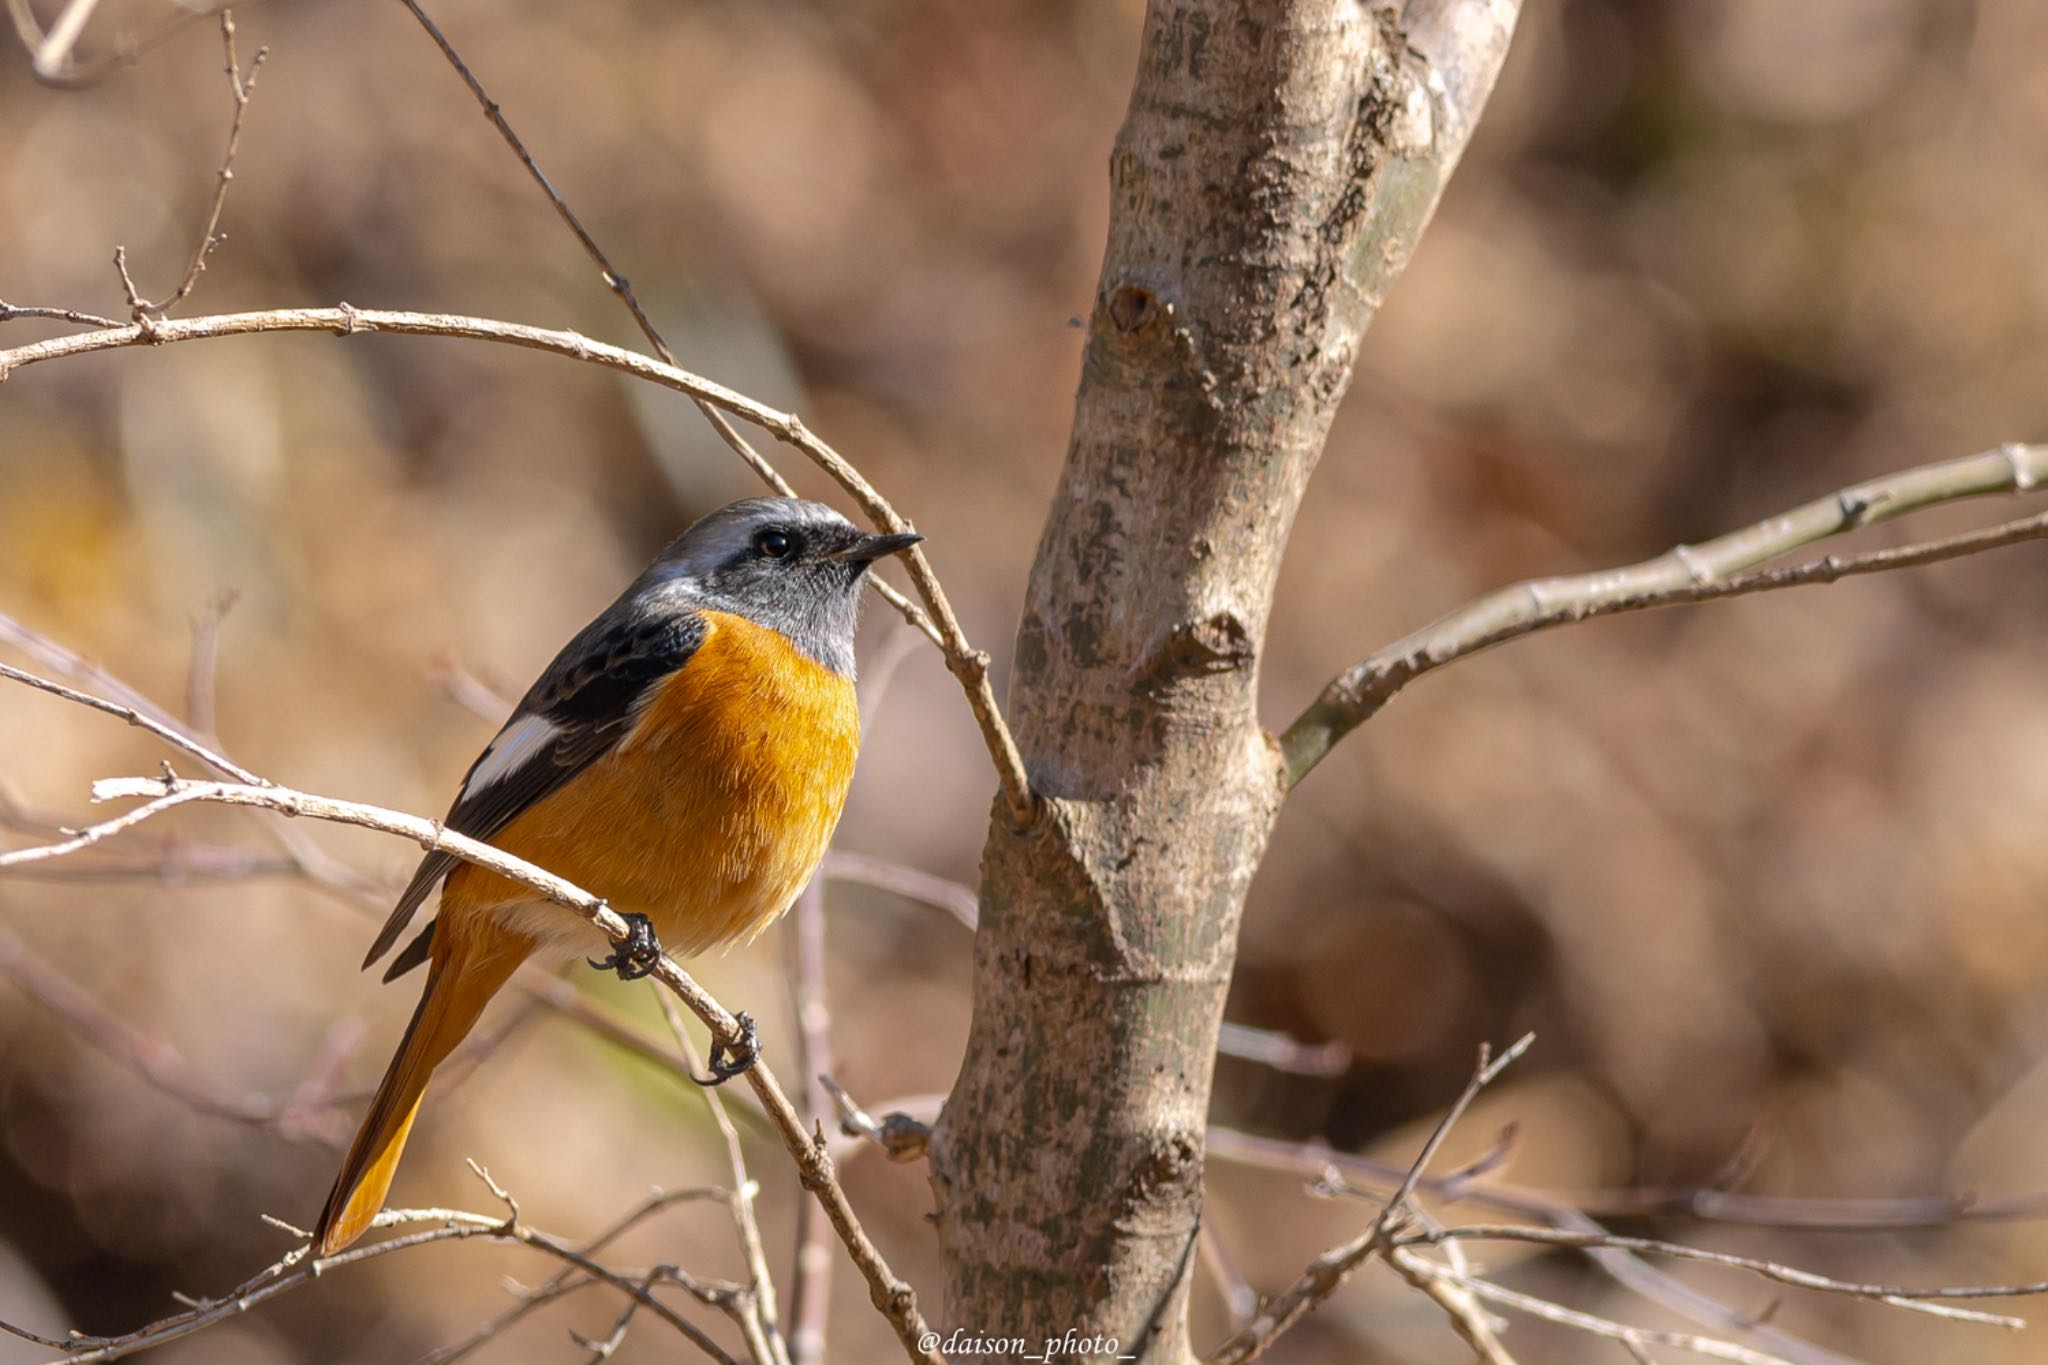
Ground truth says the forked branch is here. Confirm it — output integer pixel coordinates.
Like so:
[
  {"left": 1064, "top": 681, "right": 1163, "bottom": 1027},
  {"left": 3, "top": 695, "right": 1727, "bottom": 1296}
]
[{"left": 1282, "top": 442, "right": 2048, "bottom": 784}]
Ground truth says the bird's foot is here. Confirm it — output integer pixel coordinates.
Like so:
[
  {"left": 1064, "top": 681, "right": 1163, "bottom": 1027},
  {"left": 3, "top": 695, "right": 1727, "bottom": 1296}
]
[
  {"left": 589, "top": 912, "right": 663, "bottom": 982},
  {"left": 702, "top": 1011, "right": 759, "bottom": 1087}
]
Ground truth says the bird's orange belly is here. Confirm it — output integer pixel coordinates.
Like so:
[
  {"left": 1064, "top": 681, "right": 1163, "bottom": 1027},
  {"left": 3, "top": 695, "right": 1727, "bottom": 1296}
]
[{"left": 443, "top": 610, "right": 861, "bottom": 957}]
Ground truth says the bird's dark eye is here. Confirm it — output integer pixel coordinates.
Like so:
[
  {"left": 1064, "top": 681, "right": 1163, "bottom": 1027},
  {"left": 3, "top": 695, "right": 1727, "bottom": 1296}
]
[{"left": 754, "top": 529, "right": 794, "bottom": 560}]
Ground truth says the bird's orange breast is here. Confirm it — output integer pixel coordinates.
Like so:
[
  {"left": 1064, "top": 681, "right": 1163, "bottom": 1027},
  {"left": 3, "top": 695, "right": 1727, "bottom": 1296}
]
[{"left": 442, "top": 610, "right": 861, "bottom": 956}]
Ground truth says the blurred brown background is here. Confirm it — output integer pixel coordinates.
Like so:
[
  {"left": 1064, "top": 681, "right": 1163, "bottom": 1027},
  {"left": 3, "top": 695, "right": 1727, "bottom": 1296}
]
[{"left": 4, "top": 0, "right": 2048, "bottom": 1361}]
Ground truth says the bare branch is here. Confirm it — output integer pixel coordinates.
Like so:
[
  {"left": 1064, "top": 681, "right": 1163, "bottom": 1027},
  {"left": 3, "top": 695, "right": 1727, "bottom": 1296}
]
[
  {"left": 1215, "top": 1021, "right": 1352, "bottom": 1078},
  {"left": 0, "top": 660, "right": 262, "bottom": 784},
  {"left": 1573, "top": 1185, "right": 2048, "bottom": 1232},
  {"left": 113, "top": 12, "right": 267, "bottom": 319},
  {"left": 1282, "top": 442, "right": 2048, "bottom": 784},
  {"left": 1210, "top": 1057, "right": 1970, "bottom": 1362},
  {"left": 567, "top": 1270, "right": 663, "bottom": 1363},
  {"left": 0, "top": 923, "right": 350, "bottom": 1144},
  {"left": 0, "top": 302, "right": 1034, "bottom": 819},
  {"left": 386, "top": 0, "right": 1030, "bottom": 823},
  {"left": 0, "top": 778, "right": 222, "bottom": 867},
  {"left": 818, "top": 852, "right": 980, "bottom": 930},
  {"left": 0, "top": 654, "right": 940, "bottom": 1363},
  {"left": 0, "top": 610, "right": 376, "bottom": 914},
  {"left": 1208, "top": 1035, "right": 1533, "bottom": 1365}
]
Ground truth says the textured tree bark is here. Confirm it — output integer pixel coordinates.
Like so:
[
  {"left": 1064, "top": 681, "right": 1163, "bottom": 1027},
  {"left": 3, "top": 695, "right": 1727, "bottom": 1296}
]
[{"left": 928, "top": 2, "right": 1520, "bottom": 1362}]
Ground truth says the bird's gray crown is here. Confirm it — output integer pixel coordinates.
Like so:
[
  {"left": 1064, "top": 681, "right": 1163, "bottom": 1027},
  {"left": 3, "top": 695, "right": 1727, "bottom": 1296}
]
[
  {"left": 626, "top": 497, "right": 895, "bottom": 677},
  {"left": 656, "top": 498, "right": 860, "bottom": 574}
]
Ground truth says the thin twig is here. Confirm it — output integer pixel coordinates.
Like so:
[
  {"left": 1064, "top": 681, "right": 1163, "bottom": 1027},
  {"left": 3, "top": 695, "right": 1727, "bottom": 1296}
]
[
  {"left": 0, "top": 1193, "right": 739, "bottom": 1364},
  {"left": 814, "top": 850, "right": 979, "bottom": 928},
  {"left": 1282, "top": 442, "right": 2048, "bottom": 784},
  {"left": 655, "top": 992, "right": 790, "bottom": 1365},
  {"left": 185, "top": 588, "right": 238, "bottom": 741},
  {"left": 0, "top": 611, "right": 395, "bottom": 926},
  {"left": 784, "top": 877, "right": 835, "bottom": 1365},
  {"left": 426, "top": 651, "right": 517, "bottom": 723},
  {"left": 1399, "top": 1260, "right": 1808, "bottom": 1365},
  {"left": 0, "top": 300, "right": 120, "bottom": 327},
  {"left": 390, "top": 0, "right": 786, "bottom": 492},
  {"left": 569, "top": 1270, "right": 662, "bottom": 1362},
  {"left": 466, "top": 1160, "right": 741, "bottom": 1365},
  {"left": 0, "top": 779, "right": 221, "bottom": 866},
  {"left": 11, "top": 0, "right": 103, "bottom": 80},
  {"left": 412, "top": 1187, "right": 734, "bottom": 1365},
  {"left": 1384, "top": 1246, "right": 1520, "bottom": 1365},
  {"left": 1373, "top": 1035, "right": 1535, "bottom": 1246},
  {"left": 0, "top": 660, "right": 262, "bottom": 784},
  {"left": 1215, "top": 1021, "right": 1352, "bottom": 1077},
  {"left": 1196, "top": 1218, "right": 1260, "bottom": 1334},
  {"left": 112, "top": 12, "right": 266, "bottom": 319},
  {"left": 1405, "top": 1225, "right": 2045, "bottom": 1329}
]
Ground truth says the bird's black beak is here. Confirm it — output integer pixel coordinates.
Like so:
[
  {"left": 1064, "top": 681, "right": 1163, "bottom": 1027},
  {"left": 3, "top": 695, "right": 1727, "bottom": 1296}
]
[{"left": 835, "top": 530, "right": 924, "bottom": 564}]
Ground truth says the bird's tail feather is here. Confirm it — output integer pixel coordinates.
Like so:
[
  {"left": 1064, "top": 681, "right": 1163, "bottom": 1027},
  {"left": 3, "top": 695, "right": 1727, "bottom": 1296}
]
[{"left": 314, "top": 927, "right": 528, "bottom": 1256}]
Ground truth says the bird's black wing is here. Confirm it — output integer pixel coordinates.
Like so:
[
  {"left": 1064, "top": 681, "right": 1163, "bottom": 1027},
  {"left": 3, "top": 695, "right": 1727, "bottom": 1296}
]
[{"left": 366, "top": 608, "right": 708, "bottom": 980}]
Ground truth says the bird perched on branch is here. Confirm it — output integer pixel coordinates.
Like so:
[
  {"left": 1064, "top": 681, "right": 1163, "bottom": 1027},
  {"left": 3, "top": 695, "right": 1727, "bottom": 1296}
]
[{"left": 313, "top": 497, "right": 921, "bottom": 1256}]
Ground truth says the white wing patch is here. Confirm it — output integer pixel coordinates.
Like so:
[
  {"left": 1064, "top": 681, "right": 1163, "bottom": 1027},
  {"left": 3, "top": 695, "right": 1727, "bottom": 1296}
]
[{"left": 463, "top": 713, "right": 561, "bottom": 799}]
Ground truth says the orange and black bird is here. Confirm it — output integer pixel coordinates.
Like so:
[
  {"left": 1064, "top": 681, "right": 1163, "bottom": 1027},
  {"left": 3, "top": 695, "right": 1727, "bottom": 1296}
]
[{"left": 312, "top": 497, "right": 920, "bottom": 1256}]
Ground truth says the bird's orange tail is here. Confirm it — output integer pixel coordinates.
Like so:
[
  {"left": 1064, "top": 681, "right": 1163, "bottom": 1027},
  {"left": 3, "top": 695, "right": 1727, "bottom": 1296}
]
[{"left": 314, "top": 926, "right": 530, "bottom": 1256}]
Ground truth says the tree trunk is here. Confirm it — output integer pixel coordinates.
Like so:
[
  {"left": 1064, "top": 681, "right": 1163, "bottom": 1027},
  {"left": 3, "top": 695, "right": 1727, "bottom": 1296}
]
[{"left": 927, "top": 2, "right": 1520, "bottom": 1361}]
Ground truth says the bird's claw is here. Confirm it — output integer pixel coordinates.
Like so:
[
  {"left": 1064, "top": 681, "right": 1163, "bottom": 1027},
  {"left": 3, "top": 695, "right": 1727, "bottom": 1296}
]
[
  {"left": 702, "top": 1012, "right": 759, "bottom": 1087},
  {"left": 589, "top": 912, "right": 663, "bottom": 981}
]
